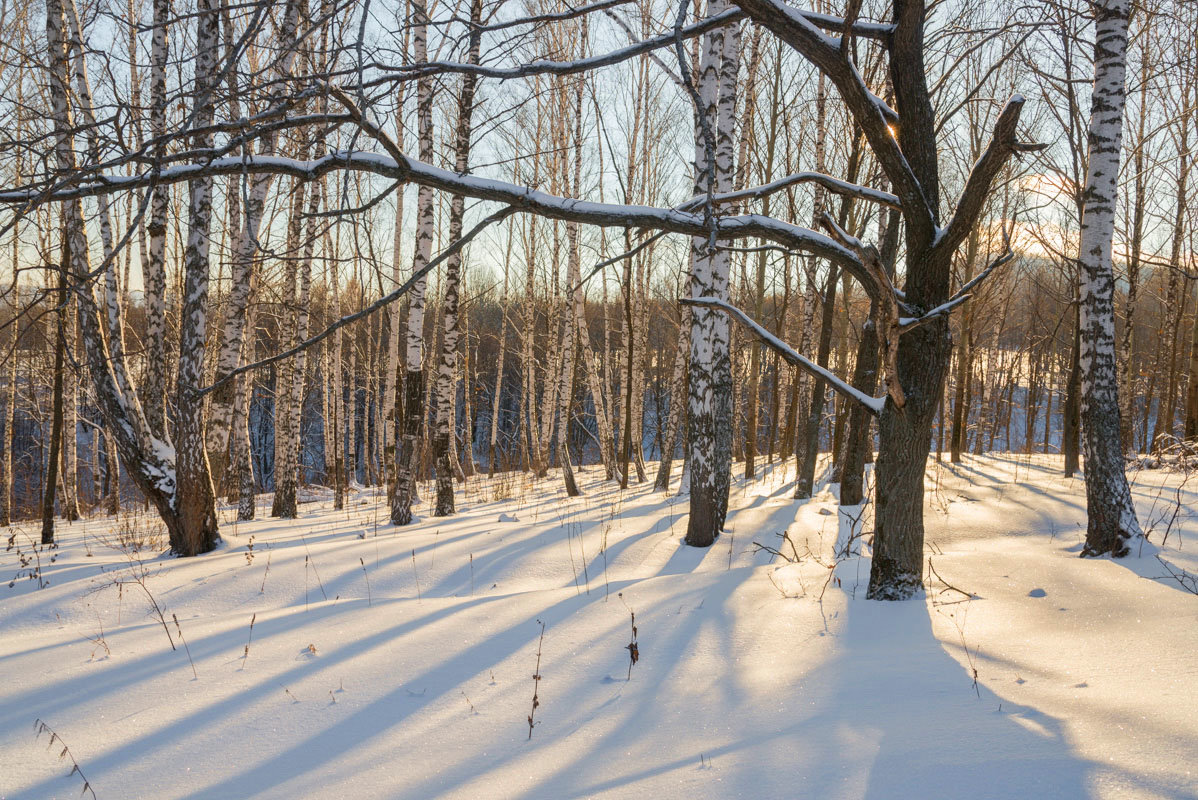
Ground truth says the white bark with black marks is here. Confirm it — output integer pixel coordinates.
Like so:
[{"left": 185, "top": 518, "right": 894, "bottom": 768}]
[{"left": 1078, "top": 0, "right": 1143, "bottom": 557}]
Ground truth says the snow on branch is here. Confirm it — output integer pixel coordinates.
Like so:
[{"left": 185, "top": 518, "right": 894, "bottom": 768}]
[
  {"left": 681, "top": 297, "right": 887, "bottom": 415},
  {"left": 796, "top": 9, "right": 895, "bottom": 38},
  {"left": 1, "top": 149, "right": 873, "bottom": 293}
]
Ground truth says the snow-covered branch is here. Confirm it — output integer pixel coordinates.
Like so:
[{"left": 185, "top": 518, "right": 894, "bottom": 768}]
[
  {"left": 680, "top": 297, "right": 887, "bottom": 415},
  {"left": 947, "top": 243, "right": 1015, "bottom": 305},
  {"left": 0, "top": 149, "right": 874, "bottom": 295}
]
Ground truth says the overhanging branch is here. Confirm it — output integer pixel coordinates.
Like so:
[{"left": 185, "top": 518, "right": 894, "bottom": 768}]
[{"left": 681, "top": 296, "right": 886, "bottom": 415}]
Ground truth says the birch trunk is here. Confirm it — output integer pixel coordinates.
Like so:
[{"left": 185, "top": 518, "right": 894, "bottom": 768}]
[
  {"left": 391, "top": 0, "right": 433, "bottom": 524},
  {"left": 383, "top": 105, "right": 406, "bottom": 492},
  {"left": 45, "top": 0, "right": 203, "bottom": 553},
  {"left": 489, "top": 223, "right": 512, "bottom": 476},
  {"left": 232, "top": 310, "right": 257, "bottom": 520},
  {"left": 522, "top": 219, "right": 545, "bottom": 476},
  {"left": 1077, "top": 0, "right": 1143, "bottom": 557},
  {"left": 271, "top": 177, "right": 310, "bottom": 519},
  {"left": 172, "top": 0, "right": 221, "bottom": 554},
  {"left": 685, "top": 0, "right": 738, "bottom": 547},
  {"left": 143, "top": 0, "right": 170, "bottom": 439},
  {"left": 432, "top": 0, "right": 482, "bottom": 516},
  {"left": 207, "top": 0, "right": 303, "bottom": 489}
]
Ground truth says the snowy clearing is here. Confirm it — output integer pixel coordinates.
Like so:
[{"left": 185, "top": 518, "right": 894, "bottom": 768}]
[{"left": 1, "top": 455, "right": 1195, "bottom": 799}]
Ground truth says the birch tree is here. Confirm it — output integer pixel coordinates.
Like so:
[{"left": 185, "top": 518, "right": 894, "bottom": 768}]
[
  {"left": 1076, "top": 0, "right": 1143, "bottom": 557},
  {"left": 391, "top": 0, "right": 434, "bottom": 525},
  {"left": 432, "top": 0, "right": 483, "bottom": 516}
]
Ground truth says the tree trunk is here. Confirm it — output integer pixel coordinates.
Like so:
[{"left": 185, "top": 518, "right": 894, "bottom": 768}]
[
  {"left": 841, "top": 209, "right": 899, "bottom": 505},
  {"left": 142, "top": 0, "right": 170, "bottom": 440},
  {"left": 1063, "top": 298, "right": 1081, "bottom": 476},
  {"left": 1077, "top": 0, "right": 1143, "bottom": 557},
  {"left": 392, "top": 0, "right": 434, "bottom": 525},
  {"left": 950, "top": 228, "right": 979, "bottom": 463},
  {"left": 172, "top": 0, "right": 222, "bottom": 556},
  {"left": 271, "top": 180, "right": 308, "bottom": 519},
  {"left": 654, "top": 292, "right": 690, "bottom": 490},
  {"left": 489, "top": 220, "right": 512, "bottom": 476},
  {"left": 1, "top": 178, "right": 18, "bottom": 526},
  {"left": 685, "top": 0, "right": 738, "bottom": 547},
  {"left": 42, "top": 257, "right": 68, "bottom": 545},
  {"left": 431, "top": 0, "right": 481, "bottom": 516}
]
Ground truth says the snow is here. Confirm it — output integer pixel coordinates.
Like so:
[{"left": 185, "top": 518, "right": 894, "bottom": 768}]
[{"left": 1, "top": 455, "right": 1196, "bottom": 799}]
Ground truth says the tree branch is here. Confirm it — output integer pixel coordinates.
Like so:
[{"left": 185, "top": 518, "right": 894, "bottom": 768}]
[
  {"left": 197, "top": 206, "right": 515, "bottom": 396},
  {"left": 936, "top": 95, "right": 1044, "bottom": 256},
  {"left": 2, "top": 149, "right": 876, "bottom": 296},
  {"left": 681, "top": 296, "right": 886, "bottom": 415}
]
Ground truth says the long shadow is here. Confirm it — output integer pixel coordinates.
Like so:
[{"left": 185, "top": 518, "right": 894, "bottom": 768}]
[
  {"left": 395, "top": 568, "right": 756, "bottom": 799},
  {"left": 547, "top": 595, "right": 1096, "bottom": 799},
  {"left": 166, "top": 581, "right": 655, "bottom": 800}
]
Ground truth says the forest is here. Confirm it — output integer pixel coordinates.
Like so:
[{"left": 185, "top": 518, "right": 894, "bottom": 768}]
[{"left": 0, "top": 0, "right": 1195, "bottom": 797}]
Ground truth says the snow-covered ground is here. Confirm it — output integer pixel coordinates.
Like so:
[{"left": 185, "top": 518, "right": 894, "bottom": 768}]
[{"left": 1, "top": 455, "right": 1195, "bottom": 799}]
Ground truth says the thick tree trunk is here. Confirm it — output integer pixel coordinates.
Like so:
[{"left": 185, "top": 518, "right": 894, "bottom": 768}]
[
  {"left": 685, "top": 0, "right": 738, "bottom": 547},
  {"left": 172, "top": 0, "right": 222, "bottom": 556}
]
